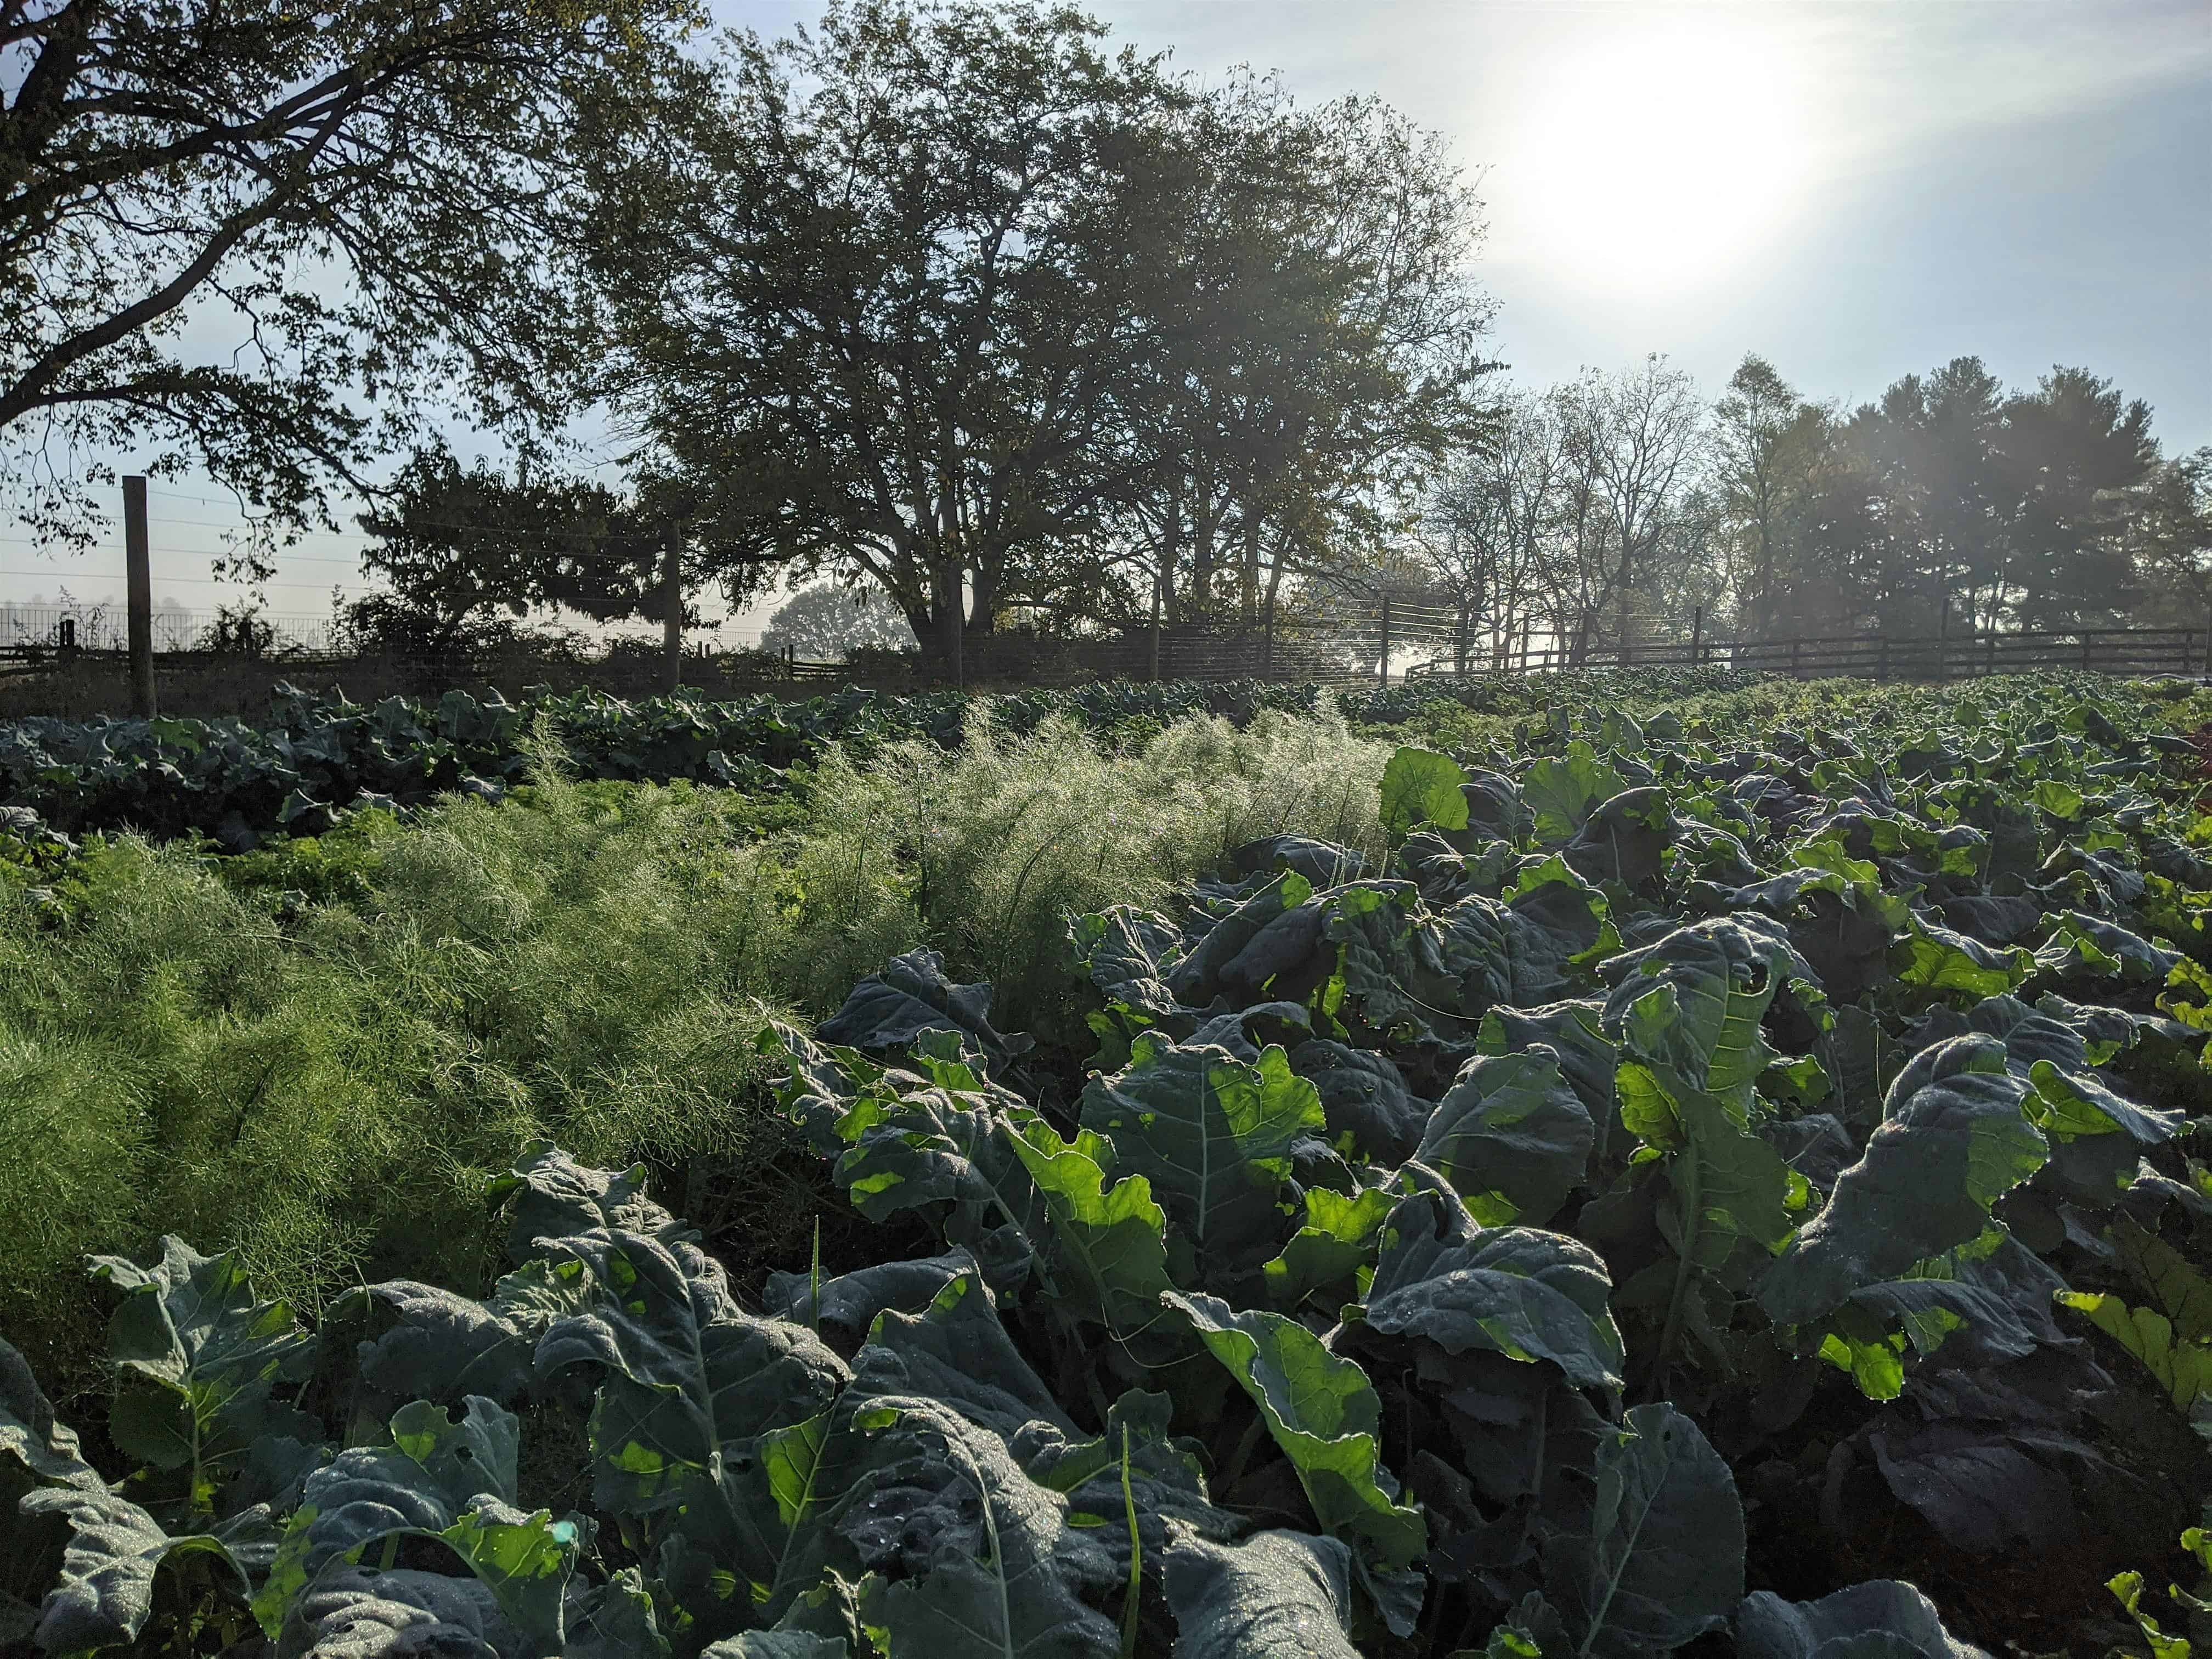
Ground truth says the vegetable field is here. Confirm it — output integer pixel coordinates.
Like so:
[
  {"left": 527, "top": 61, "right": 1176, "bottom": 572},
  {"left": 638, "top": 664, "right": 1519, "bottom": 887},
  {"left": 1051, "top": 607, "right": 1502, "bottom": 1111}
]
[{"left": 4, "top": 673, "right": 2212, "bottom": 1658}]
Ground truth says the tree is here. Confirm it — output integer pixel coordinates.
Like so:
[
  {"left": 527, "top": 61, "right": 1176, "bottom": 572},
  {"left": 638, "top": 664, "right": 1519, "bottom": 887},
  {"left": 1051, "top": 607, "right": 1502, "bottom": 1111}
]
[
  {"left": 591, "top": 2, "right": 1488, "bottom": 664},
  {"left": 1422, "top": 390, "right": 1565, "bottom": 664},
  {"left": 759, "top": 583, "right": 918, "bottom": 659},
  {"left": 1, "top": 0, "right": 698, "bottom": 553},
  {"left": 1711, "top": 355, "right": 1804, "bottom": 637},
  {"left": 1553, "top": 356, "right": 1708, "bottom": 656},
  {"left": 1997, "top": 367, "right": 2159, "bottom": 631},
  {"left": 2131, "top": 447, "right": 2212, "bottom": 618},
  {"left": 348, "top": 452, "right": 660, "bottom": 654}
]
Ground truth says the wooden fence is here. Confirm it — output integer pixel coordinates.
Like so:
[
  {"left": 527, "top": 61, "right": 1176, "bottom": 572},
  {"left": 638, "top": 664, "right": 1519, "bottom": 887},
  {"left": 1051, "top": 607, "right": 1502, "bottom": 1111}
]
[{"left": 1408, "top": 626, "right": 2205, "bottom": 685}]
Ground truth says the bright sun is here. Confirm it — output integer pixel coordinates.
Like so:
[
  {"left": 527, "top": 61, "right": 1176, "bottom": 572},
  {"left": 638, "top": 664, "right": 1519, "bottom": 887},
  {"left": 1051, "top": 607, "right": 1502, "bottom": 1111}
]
[{"left": 1506, "top": 24, "right": 1813, "bottom": 292}]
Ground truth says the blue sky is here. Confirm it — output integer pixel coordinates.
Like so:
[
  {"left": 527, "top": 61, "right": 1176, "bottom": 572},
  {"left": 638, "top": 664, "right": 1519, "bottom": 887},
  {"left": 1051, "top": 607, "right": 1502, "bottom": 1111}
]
[{"left": 12, "top": 0, "right": 2205, "bottom": 619}]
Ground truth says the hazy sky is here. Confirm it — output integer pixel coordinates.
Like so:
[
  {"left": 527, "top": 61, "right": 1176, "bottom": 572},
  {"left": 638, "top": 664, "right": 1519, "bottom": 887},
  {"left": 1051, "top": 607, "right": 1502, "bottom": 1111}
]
[
  {"left": 10, "top": 0, "right": 2205, "bottom": 618},
  {"left": 1071, "top": 0, "right": 2210, "bottom": 444}
]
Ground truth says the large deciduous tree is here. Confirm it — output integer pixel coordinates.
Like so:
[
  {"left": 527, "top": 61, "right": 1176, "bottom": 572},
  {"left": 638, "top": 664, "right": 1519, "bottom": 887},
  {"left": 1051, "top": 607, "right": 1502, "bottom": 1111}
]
[
  {"left": 591, "top": 0, "right": 1488, "bottom": 665},
  {"left": 0, "top": 0, "right": 700, "bottom": 550}
]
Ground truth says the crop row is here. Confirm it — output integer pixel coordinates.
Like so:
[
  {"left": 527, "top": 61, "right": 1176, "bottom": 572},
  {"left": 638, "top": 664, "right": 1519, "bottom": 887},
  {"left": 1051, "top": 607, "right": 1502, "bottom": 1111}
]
[{"left": 4, "top": 677, "right": 2209, "bottom": 1654}]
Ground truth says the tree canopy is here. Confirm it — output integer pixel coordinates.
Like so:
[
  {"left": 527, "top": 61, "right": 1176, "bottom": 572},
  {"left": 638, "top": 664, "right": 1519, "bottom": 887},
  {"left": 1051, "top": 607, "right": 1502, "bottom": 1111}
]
[
  {"left": 589, "top": 0, "right": 1490, "bottom": 663},
  {"left": 0, "top": 0, "right": 702, "bottom": 552}
]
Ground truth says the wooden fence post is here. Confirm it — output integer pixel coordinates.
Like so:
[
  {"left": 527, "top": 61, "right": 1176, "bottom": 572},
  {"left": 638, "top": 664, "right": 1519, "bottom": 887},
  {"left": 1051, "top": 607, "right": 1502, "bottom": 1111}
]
[
  {"left": 662, "top": 522, "right": 684, "bottom": 692},
  {"left": 2082, "top": 631, "right": 2094, "bottom": 673},
  {"left": 1690, "top": 606, "right": 1702, "bottom": 666},
  {"left": 1378, "top": 596, "right": 1391, "bottom": 689},
  {"left": 1149, "top": 567, "right": 1163, "bottom": 682},
  {"left": 123, "top": 475, "right": 155, "bottom": 717},
  {"left": 1986, "top": 628, "right": 1998, "bottom": 678},
  {"left": 1878, "top": 636, "right": 1889, "bottom": 681},
  {"left": 1262, "top": 590, "right": 1275, "bottom": 679}
]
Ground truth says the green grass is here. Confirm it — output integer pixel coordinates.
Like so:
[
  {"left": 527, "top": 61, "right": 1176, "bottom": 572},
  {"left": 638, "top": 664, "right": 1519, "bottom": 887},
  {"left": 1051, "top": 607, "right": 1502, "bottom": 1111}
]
[{"left": 0, "top": 704, "right": 1397, "bottom": 1410}]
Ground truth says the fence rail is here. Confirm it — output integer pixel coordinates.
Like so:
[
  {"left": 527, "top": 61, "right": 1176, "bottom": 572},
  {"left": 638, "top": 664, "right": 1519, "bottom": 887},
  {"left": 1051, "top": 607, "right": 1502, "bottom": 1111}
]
[
  {"left": 5, "top": 591, "right": 2204, "bottom": 692},
  {"left": 1409, "top": 626, "right": 2205, "bottom": 684}
]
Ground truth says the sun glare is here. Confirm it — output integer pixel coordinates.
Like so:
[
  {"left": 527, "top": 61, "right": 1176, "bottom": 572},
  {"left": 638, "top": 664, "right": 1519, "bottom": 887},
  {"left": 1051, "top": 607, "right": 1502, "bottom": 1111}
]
[{"left": 1505, "top": 24, "right": 1813, "bottom": 293}]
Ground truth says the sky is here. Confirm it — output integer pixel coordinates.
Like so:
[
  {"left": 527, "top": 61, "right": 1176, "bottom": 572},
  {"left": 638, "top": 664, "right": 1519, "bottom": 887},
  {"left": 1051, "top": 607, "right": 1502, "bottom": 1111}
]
[{"left": 9, "top": 0, "right": 2208, "bottom": 623}]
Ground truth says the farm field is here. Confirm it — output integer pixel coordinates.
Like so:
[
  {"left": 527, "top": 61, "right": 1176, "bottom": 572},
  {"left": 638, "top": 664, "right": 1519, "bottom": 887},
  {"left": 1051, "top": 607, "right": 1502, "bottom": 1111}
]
[{"left": 3, "top": 669, "right": 2211, "bottom": 1658}]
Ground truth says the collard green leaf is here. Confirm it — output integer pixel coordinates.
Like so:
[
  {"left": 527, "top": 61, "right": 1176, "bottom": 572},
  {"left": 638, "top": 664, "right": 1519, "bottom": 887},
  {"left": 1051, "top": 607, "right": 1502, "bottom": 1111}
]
[
  {"left": 1164, "top": 1292, "right": 1426, "bottom": 1572},
  {"left": 1383, "top": 746, "right": 1472, "bottom": 839},
  {"left": 1262, "top": 1187, "right": 1396, "bottom": 1312},
  {"left": 764, "top": 1249, "right": 985, "bottom": 1346},
  {"left": 533, "top": 1230, "right": 849, "bottom": 1519},
  {"left": 260, "top": 1395, "right": 524, "bottom": 1600},
  {"left": 335, "top": 1259, "right": 594, "bottom": 1408},
  {"left": 276, "top": 1566, "right": 526, "bottom": 1659},
  {"left": 1290, "top": 1040, "right": 1426, "bottom": 1164},
  {"left": 1602, "top": 917, "right": 1809, "bottom": 1110},
  {"left": 1069, "top": 907, "right": 1188, "bottom": 1022},
  {"left": 2033, "top": 912, "right": 2179, "bottom": 987},
  {"left": 18, "top": 1488, "right": 246, "bottom": 1658},
  {"left": 1525, "top": 743, "right": 1628, "bottom": 846},
  {"left": 1360, "top": 1184, "right": 1624, "bottom": 1392},
  {"left": 815, "top": 946, "right": 1031, "bottom": 1061},
  {"left": 1735, "top": 1581, "right": 1991, "bottom": 1659},
  {"left": 1006, "top": 1123, "right": 1177, "bottom": 1353},
  {"left": 839, "top": 1396, "right": 1121, "bottom": 1659},
  {"left": 89, "top": 1237, "right": 319, "bottom": 1513},
  {"left": 1419, "top": 1049, "right": 1594, "bottom": 1227},
  {"left": 1561, "top": 787, "right": 1674, "bottom": 889},
  {"left": 701, "top": 1634, "right": 850, "bottom": 1657},
  {"left": 0, "top": 1336, "right": 99, "bottom": 1491},
  {"left": 1541, "top": 1403, "right": 1745, "bottom": 1659},
  {"left": 2056, "top": 1291, "right": 2212, "bottom": 1413},
  {"left": 1162, "top": 1529, "right": 1362, "bottom": 1659},
  {"left": 487, "top": 1139, "right": 691, "bottom": 1266},
  {"left": 1078, "top": 1035, "right": 1321, "bottom": 1260},
  {"left": 849, "top": 1270, "right": 1073, "bottom": 1442},
  {"left": 1761, "top": 1036, "right": 2045, "bottom": 1327},
  {"left": 1894, "top": 922, "right": 2033, "bottom": 1000}
]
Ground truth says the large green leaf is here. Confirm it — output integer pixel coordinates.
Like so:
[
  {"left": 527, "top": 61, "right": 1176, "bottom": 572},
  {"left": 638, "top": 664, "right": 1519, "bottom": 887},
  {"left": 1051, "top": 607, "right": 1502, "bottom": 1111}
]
[
  {"left": 1162, "top": 1530, "right": 1362, "bottom": 1659},
  {"left": 1418, "top": 1049, "right": 1594, "bottom": 1226},
  {"left": 16, "top": 1488, "right": 247, "bottom": 1658},
  {"left": 1525, "top": 743, "right": 1628, "bottom": 845},
  {"left": 256, "top": 1397, "right": 581, "bottom": 1651},
  {"left": 1358, "top": 1183, "right": 1624, "bottom": 1392},
  {"left": 2056, "top": 1292, "right": 2212, "bottom": 1413},
  {"left": 0, "top": 1336, "right": 99, "bottom": 1491},
  {"left": 334, "top": 1257, "right": 595, "bottom": 1408},
  {"left": 1383, "top": 746, "right": 1472, "bottom": 840},
  {"left": 277, "top": 1566, "right": 529, "bottom": 1659},
  {"left": 487, "top": 1139, "right": 690, "bottom": 1265},
  {"left": 1262, "top": 1187, "right": 1396, "bottom": 1312},
  {"left": 1542, "top": 1404, "right": 1745, "bottom": 1659},
  {"left": 1761, "top": 1036, "right": 2045, "bottom": 1327},
  {"left": 1007, "top": 1123, "right": 1177, "bottom": 1355},
  {"left": 1164, "top": 1292, "right": 1425, "bottom": 1572},
  {"left": 88, "top": 1238, "right": 319, "bottom": 1514},
  {"left": 533, "top": 1230, "right": 849, "bottom": 1519},
  {"left": 1735, "top": 1581, "right": 1991, "bottom": 1659},
  {"left": 1077, "top": 1034, "right": 1320, "bottom": 1262},
  {"left": 839, "top": 1396, "right": 1121, "bottom": 1658},
  {"left": 1602, "top": 917, "right": 1809, "bottom": 1111}
]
